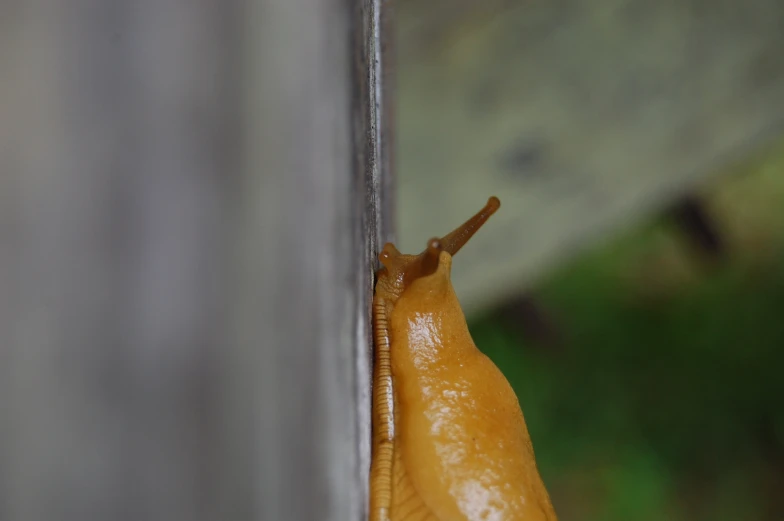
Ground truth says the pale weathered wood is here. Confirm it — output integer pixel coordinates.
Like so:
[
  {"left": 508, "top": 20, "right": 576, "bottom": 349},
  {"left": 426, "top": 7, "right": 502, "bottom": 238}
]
[
  {"left": 0, "top": 2, "right": 236, "bottom": 519},
  {"left": 396, "top": 0, "right": 784, "bottom": 314},
  {"left": 0, "top": 0, "right": 390, "bottom": 520},
  {"left": 223, "top": 1, "right": 391, "bottom": 520}
]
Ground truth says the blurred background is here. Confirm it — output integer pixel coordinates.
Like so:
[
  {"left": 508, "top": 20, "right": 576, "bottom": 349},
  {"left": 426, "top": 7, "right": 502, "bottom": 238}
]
[{"left": 394, "top": 1, "right": 784, "bottom": 519}]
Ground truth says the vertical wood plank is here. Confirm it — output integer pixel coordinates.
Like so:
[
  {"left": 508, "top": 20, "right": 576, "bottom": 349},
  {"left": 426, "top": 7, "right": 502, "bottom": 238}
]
[
  {"left": 224, "top": 0, "right": 392, "bottom": 519},
  {"left": 0, "top": 2, "right": 236, "bottom": 519},
  {"left": 0, "top": 0, "right": 391, "bottom": 519}
]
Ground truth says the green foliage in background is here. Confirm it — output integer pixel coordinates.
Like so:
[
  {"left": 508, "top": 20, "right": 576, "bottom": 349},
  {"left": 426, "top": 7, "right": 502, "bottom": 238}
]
[{"left": 469, "top": 143, "right": 784, "bottom": 521}]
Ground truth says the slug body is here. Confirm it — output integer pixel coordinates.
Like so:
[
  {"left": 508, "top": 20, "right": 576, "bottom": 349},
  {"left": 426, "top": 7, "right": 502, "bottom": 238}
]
[{"left": 370, "top": 198, "right": 557, "bottom": 521}]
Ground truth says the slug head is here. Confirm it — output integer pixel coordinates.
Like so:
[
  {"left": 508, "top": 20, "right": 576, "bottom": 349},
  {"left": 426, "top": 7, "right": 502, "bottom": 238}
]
[{"left": 375, "top": 196, "right": 501, "bottom": 302}]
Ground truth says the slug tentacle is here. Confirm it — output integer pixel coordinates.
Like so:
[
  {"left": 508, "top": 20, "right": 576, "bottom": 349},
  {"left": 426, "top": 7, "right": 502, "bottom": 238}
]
[
  {"left": 401, "top": 238, "right": 443, "bottom": 288},
  {"left": 420, "top": 238, "right": 443, "bottom": 277},
  {"left": 439, "top": 196, "right": 500, "bottom": 256},
  {"left": 377, "top": 196, "right": 499, "bottom": 298}
]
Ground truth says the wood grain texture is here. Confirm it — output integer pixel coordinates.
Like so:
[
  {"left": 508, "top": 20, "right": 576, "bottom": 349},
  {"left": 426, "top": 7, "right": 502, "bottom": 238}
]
[
  {"left": 395, "top": 0, "right": 784, "bottom": 315},
  {"left": 228, "top": 1, "right": 393, "bottom": 520},
  {"left": 0, "top": 0, "right": 392, "bottom": 520}
]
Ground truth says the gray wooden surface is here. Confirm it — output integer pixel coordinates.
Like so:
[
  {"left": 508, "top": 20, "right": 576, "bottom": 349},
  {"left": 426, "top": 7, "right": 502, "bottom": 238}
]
[
  {"left": 396, "top": 0, "right": 784, "bottom": 315},
  {"left": 0, "top": 1, "right": 391, "bottom": 520}
]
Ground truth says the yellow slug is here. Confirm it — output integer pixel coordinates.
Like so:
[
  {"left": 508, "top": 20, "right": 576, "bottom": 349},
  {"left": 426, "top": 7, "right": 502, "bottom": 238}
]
[{"left": 369, "top": 197, "right": 557, "bottom": 521}]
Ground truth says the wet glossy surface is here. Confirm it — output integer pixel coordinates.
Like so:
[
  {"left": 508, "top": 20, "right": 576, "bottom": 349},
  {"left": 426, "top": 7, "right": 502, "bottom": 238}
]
[
  {"left": 370, "top": 198, "right": 557, "bottom": 521},
  {"left": 387, "top": 254, "right": 556, "bottom": 521}
]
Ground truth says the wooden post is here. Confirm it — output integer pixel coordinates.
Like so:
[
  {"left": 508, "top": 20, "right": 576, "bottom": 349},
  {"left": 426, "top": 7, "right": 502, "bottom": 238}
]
[{"left": 0, "top": 0, "right": 392, "bottom": 520}]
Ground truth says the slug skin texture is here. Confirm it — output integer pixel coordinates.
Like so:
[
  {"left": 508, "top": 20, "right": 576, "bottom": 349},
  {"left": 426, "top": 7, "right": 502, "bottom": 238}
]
[{"left": 370, "top": 198, "right": 558, "bottom": 521}]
